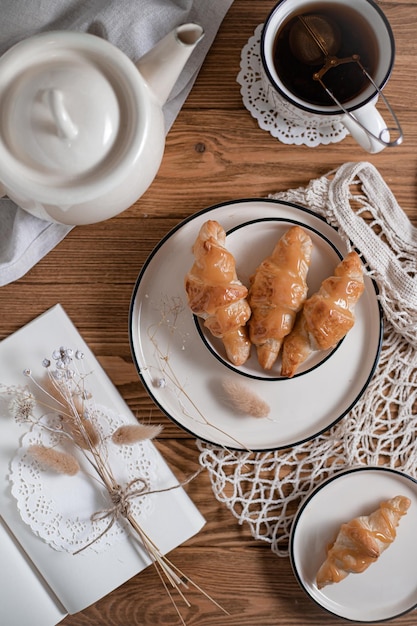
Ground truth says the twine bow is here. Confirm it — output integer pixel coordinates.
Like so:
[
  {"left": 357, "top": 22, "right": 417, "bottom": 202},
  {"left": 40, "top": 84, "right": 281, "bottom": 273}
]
[
  {"left": 73, "top": 469, "right": 203, "bottom": 555},
  {"left": 73, "top": 476, "right": 149, "bottom": 554}
]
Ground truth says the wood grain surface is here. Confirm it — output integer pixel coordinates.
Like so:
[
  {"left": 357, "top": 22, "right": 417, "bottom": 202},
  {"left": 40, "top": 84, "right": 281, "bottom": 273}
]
[{"left": 1, "top": 1, "right": 416, "bottom": 625}]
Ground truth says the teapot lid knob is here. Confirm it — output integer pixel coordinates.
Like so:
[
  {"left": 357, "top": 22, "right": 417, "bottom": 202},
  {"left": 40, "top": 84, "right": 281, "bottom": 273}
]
[{"left": 2, "top": 50, "right": 120, "bottom": 177}]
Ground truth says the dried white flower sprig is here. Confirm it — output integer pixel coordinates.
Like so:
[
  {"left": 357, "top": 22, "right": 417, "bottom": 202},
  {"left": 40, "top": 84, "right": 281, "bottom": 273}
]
[
  {"left": 145, "top": 295, "right": 253, "bottom": 451},
  {"left": 1, "top": 346, "right": 227, "bottom": 626}
]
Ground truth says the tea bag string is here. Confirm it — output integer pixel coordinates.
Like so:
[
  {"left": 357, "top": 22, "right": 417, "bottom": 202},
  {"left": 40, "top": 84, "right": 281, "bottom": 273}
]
[{"left": 295, "top": 14, "right": 403, "bottom": 148}]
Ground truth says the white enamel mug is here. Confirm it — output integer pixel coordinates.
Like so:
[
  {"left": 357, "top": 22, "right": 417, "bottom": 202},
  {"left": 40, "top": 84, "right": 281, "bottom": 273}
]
[{"left": 260, "top": 0, "right": 403, "bottom": 153}]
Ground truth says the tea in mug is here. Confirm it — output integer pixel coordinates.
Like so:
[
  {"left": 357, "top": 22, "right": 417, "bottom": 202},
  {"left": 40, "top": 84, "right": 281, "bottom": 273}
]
[{"left": 272, "top": 2, "right": 379, "bottom": 106}]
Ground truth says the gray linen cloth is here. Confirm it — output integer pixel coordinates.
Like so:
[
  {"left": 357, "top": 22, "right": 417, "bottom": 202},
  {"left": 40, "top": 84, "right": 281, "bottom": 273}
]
[{"left": 0, "top": 0, "right": 233, "bottom": 286}]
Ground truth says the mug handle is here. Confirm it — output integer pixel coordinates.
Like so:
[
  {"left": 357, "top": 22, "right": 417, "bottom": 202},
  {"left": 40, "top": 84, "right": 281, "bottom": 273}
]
[
  {"left": 321, "top": 59, "right": 403, "bottom": 154},
  {"left": 341, "top": 101, "right": 390, "bottom": 154}
]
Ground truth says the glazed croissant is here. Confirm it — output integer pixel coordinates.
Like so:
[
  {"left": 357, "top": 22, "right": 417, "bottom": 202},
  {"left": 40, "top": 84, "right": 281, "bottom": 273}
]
[
  {"left": 316, "top": 495, "right": 411, "bottom": 589},
  {"left": 184, "top": 220, "right": 251, "bottom": 366},
  {"left": 281, "top": 250, "right": 364, "bottom": 377},
  {"left": 247, "top": 225, "right": 313, "bottom": 370}
]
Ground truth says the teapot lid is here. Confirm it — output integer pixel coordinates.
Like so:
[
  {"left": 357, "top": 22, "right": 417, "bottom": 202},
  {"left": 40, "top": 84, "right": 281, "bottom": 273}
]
[{"left": 0, "top": 32, "right": 149, "bottom": 203}]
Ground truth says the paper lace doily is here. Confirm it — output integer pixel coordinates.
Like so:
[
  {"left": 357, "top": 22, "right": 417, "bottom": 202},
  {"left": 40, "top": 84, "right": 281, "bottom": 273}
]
[
  {"left": 237, "top": 24, "right": 349, "bottom": 147},
  {"left": 9, "top": 406, "right": 158, "bottom": 554}
]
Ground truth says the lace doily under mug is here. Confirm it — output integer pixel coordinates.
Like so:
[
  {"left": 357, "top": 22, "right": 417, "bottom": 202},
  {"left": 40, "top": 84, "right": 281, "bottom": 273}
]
[
  {"left": 237, "top": 24, "right": 349, "bottom": 147},
  {"left": 10, "top": 406, "right": 158, "bottom": 554}
]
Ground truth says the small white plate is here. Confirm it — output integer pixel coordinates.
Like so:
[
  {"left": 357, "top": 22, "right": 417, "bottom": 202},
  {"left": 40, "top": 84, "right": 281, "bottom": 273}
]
[
  {"left": 290, "top": 467, "right": 417, "bottom": 622},
  {"left": 129, "top": 198, "right": 382, "bottom": 451}
]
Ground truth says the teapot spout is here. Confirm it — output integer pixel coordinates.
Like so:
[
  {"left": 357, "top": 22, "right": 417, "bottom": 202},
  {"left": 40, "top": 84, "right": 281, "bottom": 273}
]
[{"left": 136, "top": 24, "right": 204, "bottom": 106}]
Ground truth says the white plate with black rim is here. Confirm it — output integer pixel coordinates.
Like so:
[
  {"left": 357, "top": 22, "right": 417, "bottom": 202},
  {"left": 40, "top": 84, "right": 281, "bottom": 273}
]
[
  {"left": 129, "top": 198, "right": 383, "bottom": 451},
  {"left": 290, "top": 467, "right": 417, "bottom": 622}
]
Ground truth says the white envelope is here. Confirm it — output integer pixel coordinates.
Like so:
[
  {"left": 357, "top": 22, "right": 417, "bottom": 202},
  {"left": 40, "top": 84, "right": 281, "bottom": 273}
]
[{"left": 0, "top": 304, "right": 205, "bottom": 625}]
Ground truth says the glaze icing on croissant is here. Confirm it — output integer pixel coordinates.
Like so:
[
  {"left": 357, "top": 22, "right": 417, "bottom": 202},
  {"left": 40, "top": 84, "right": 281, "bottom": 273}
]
[
  {"left": 316, "top": 495, "right": 411, "bottom": 589},
  {"left": 185, "top": 220, "right": 251, "bottom": 366},
  {"left": 281, "top": 250, "right": 364, "bottom": 377},
  {"left": 247, "top": 225, "right": 313, "bottom": 370}
]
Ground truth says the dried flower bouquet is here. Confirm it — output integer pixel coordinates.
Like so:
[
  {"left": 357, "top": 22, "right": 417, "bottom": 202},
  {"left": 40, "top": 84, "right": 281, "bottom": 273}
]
[{"left": 2, "top": 346, "right": 226, "bottom": 625}]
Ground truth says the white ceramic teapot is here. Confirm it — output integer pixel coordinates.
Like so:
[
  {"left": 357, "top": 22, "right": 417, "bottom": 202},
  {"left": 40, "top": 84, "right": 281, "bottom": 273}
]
[{"left": 0, "top": 25, "right": 204, "bottom": 225}]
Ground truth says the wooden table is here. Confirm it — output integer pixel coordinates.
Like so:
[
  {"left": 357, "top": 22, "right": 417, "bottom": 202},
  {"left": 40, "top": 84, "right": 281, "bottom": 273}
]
[{"left": 1, "top": 1, "right": 416, "bottom": 624}]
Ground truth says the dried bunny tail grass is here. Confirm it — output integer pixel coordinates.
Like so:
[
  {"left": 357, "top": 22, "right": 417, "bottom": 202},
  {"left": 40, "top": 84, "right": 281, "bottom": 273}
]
[
  {"left": 112, "top": 423, "right": 163, "bottom": 445},
  {"left": 36, "top": 373, "right": 68, "bottom": 409},
  {"left": 63, "top": 415, "right": 100, "bottom": 449},
  {"left": 222, "top": 378, "right": 270, "bottom": 418},
  {"left": 38, "top": 373, "right": 100, "bottom": 449},
  {"left": 28, "top": 444, "right": 80, "bottom": 476}
]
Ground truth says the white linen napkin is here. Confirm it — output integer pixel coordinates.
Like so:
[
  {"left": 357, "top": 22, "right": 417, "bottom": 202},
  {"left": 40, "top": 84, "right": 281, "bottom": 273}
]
[{"left": 0, "top": 0, "right": 233, "bottom": 287}]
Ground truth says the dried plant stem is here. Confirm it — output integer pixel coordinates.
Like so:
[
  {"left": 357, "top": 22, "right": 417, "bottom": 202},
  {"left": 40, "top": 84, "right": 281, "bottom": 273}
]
[
  {"left": 147, "top": 325, "right": 252, "bottom": 453},
  {"left": 157, "top": 572, "right": 188, "bottom": 626},
  {"left": 47, "top": 373, "right": 120, "bottom": 490},
  {"left": 126, "top": 511, "right": 229, "bottom": 617}
]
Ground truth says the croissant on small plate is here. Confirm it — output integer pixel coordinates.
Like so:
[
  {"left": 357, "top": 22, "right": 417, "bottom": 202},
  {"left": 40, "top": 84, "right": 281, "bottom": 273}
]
[
  {"left": 184, "top": 220, "right": 251, "bottom": 366},
  {"left": 281, "top": 250, "right": 364, "bottom": 377},
  {"left": 316, "top": 495, "right": 411, "bottom": 589},
  {"left": 248, "top": 225, "right": 313, "bottom": 370}
]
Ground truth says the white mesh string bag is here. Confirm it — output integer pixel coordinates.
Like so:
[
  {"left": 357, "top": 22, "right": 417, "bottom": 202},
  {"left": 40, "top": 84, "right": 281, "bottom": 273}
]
[{"left": 197, "top": 161, "right": 417, "bottom": 556}]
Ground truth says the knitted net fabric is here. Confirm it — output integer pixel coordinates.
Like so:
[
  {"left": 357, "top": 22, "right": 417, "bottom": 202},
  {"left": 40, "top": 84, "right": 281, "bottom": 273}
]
[{"left": 197, "top": 161, "right": 417, "bottom": 556}]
